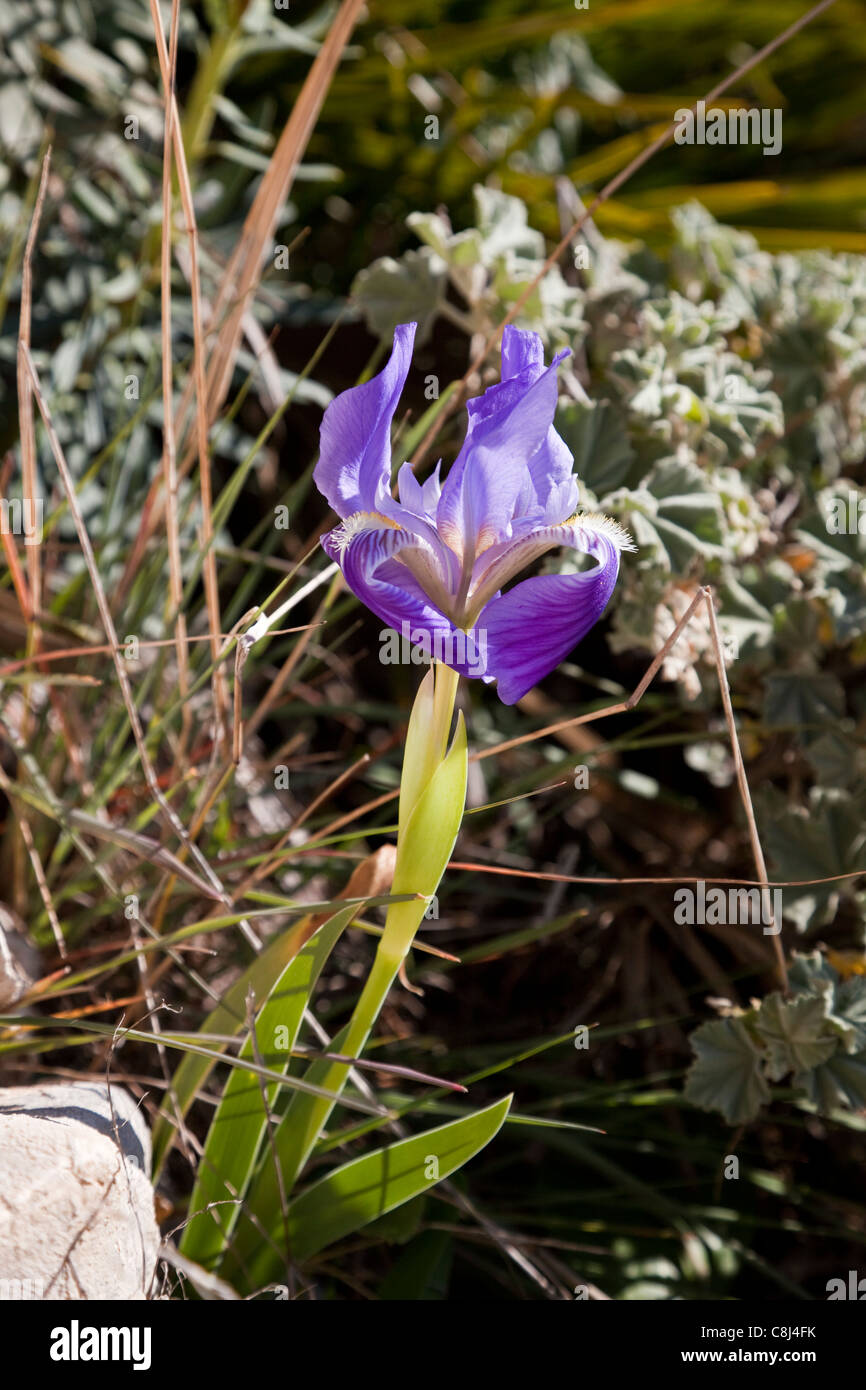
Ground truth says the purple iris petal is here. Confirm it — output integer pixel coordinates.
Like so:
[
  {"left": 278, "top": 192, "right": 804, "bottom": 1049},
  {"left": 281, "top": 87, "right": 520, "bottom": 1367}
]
[
  {"left": 327, "top": 523, "right": 450, "bottom": 638},
  {"left": 500, "top": 325, "right": 577, "bottom": 523},
  {"left": 478, "top": 526, "right": 624, "bottom": 705},
  {"left": 501, "top": 324, "right": 545, "bottom": 380},
  {"left": 436, "top": 338, "right": 570, "bottom": 560},
  {"left": 315, "top": 321, "right": 634, "bottom": 704},
  {"left": 323, "top": 522, "right": 488, "bottom": 680},
  {"left": 315, "top": 322, "right": 416, "bottom": 519},
  {"left": 396, "top": 460, "right": 442, "bottom": 520}
]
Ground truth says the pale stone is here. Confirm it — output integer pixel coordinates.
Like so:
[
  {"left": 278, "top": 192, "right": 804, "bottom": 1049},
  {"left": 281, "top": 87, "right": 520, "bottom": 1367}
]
[
  {"left": 0, "top": 1082, "right": 159, "bottom": 1300},
  {"left": 0, "top": 905, "right": 40, "bottom": 1008}
]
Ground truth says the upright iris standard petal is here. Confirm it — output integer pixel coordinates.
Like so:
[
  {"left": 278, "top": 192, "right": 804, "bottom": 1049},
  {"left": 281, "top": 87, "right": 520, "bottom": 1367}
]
[
  {"left": 500, "top": 324, "right": 545, "bottom": 380},
  {"left": 435, "top": 341, "right": 569, "bottom": 561},
  {"left": 500, "top": 325, "right": 578, "bottom": 525},
  {"left": 314, "top": 322, "right": 416, "bottom": 519},
  {"left": 396, "top": 460, "right": 442, "bottom": 520},
  {"left": 315, "top": 321, "right": 635, "bottom": 705}
]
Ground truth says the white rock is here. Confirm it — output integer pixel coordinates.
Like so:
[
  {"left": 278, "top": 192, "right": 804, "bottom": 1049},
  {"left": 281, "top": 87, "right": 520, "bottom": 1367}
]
[
  {"left": 0, "top": 905, "right": 40, "bottom": 1008},
  {"left": 0, "top": 1082, "right": 159, "bottom": 1300}
]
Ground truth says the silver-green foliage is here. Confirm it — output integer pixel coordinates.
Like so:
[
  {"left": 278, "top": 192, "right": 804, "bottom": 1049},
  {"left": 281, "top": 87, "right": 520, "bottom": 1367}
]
[{"left": 684, "top": 953, "right": 866, "bottom": 1124}]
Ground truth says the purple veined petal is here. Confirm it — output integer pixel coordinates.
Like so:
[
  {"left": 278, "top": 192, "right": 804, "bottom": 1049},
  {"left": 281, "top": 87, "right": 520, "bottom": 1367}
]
[
  {"left": 501, "top": 324, "right": 545, "bottom": 381},
  {"left": 314, "top": 323, "right": 417, "bottom": 520},
  {"left": 466, "top": 510, "right": 561, "bottom": 601},
  {"left": 476, "top": 516, "right": 635, "bottom": 705},
  {"left": 522, "top": 384, "right": 579, "bottom": 523},
  {"left": 396, "top": 460, "right": 443, "bottom": 524},
  {"left": 322, "top": 518, "right": 489, "bottom": 680},
  {"left": 384, "top": 489, "right": 462, "bottom": 599},
  {"left": 503, "top": 329, "right": 578, "bottom": 525},
  {"left": 419, "top": 459, "right": 443, "bottom": 515},
  {"left": 436, "top": 341, "right": 570, "bottom": 562},
  {"left": 469, "top": 511, "right": 632, "bottom": 615},
  {"left": 514, "top": 429, "right": 579, "bottom": 525}
]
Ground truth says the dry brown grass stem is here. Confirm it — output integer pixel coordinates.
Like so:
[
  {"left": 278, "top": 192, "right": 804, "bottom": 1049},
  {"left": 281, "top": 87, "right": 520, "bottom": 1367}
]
[
  {"left": 155, "top": 0, "right": 192, "bottom": 756},
  {"left": 149, "top": 0, "right": 230, "bottom": 756}
]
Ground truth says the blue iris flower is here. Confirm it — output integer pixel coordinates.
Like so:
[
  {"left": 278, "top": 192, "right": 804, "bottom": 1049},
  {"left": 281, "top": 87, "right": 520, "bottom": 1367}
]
[{"left": 314, "top": 322, "right": 634, "bottom": 704}]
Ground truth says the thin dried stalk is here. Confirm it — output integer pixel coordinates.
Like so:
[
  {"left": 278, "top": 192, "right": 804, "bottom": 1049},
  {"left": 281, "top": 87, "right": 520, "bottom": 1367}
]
[
  {"left": 0, "top": 514, "right": 31, "bottom": 623},
  {"left": 16, "top": 149, "right": 50, "bottom": 629},
  {"left": 0, "top": 760, "right": 65, "bottom": 957},
  {"left": 702, "top": 587, "right": 784, "bottom": 983},
  {"left": 12, "top": 150, "right": 52, "bottom": 917},
  {"left": 470, "top": 587, "right": 788, "bottom": 989},
  {"left": 149, "top": 0, "right": 230, "bottom": 755},
  {"left": 155, "top": 0, "right": 192, "bottom": 751},
  {"left": 20, "top": 344, "right": 261, "bottom": 952}
]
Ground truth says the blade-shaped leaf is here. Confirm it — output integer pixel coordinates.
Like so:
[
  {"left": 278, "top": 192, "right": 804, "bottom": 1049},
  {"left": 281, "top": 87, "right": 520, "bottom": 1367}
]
[
  {"left": 180, "top": 903, "right": 354, "bottom": 1266},
  {"left": 225, "top": 711, "right": 468, "bottom": 1275},
  {"left": 250, "top": 1094, "right": 512, "bottom": 1279},
  {"left": 151, "top": 917, "right": 320, "bottom": 1178},
  {"left": 152, "top": 847, "right": 397, "bottom": 1178}
]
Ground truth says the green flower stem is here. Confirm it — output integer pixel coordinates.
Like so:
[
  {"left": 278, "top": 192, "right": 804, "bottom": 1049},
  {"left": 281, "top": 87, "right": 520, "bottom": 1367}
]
[
  {"left": 252, "top": 662, "right": 467, "bottom": 1199},
  {"left": 344, "top": 661, "right": 462, "bottom": 1049}
]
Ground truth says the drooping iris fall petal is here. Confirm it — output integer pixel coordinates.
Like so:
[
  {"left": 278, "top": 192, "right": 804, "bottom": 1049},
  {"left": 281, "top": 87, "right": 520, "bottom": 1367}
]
[{"left": 478, "top": 521, "right": 625, "bottom": 705}]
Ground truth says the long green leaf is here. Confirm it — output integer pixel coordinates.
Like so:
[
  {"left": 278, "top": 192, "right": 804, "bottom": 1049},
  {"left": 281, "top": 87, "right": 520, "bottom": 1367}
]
[
  {"left": 249, "top": 1094, "right": 512, "bottom": 1279},
  {"left": 180, "top": 903, "right": 354, "bottom": 1265},
  {"left": 152, "top": 910, "right": 341, "bottom": 1177},
  {"left": 224, "top": 710, "right": 468, "bottom": 1276}
]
